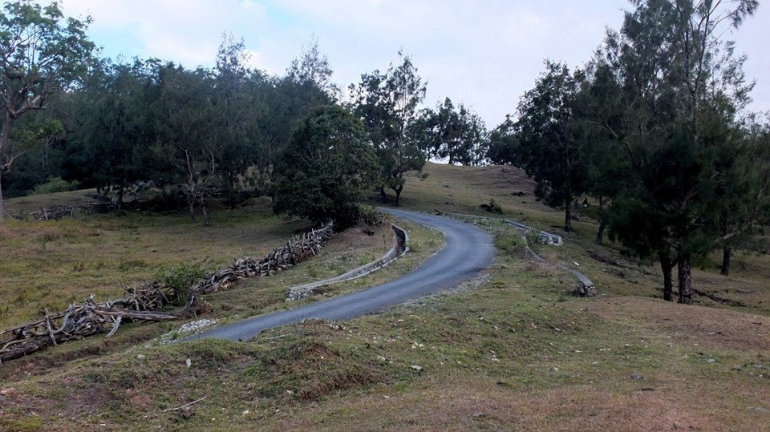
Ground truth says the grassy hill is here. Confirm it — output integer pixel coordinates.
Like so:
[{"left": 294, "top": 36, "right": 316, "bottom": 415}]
[{"left": 1, "top": 162, "right": 769, "bottom": 431}]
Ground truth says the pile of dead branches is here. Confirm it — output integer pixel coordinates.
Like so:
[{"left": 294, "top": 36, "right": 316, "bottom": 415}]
[
  {"left": 0, "top": 222, "right": 334, "bottom": 363},
  {"left": 0, "top": 288, "right": 184, "bottom": 363}
]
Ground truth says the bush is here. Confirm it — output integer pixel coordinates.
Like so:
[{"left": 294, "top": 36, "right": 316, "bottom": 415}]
[
  {"left": 30, "top": 176, "right": 81, "bottom": 195},
  {"left": 155, "top": 261, "right": 211, "bottom": 306}
]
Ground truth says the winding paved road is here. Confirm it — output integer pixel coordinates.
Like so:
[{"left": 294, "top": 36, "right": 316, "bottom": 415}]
[{"left": 183, "top": 208, "right": 494, "bottom": 342}]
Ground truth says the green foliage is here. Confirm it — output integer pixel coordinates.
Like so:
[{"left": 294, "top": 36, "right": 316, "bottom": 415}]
[
  {"left": 0, "top": 0, "right": 95, "bottom": 217},
  {"left": 417, "top": 97, "right": 488, "bottom": 166},
  {"left": 494, "top": 233, "right": 521, "bottom": 255},
  {"left": 485, "top": 198, "right": 503, "bottom": 214},
  {"left": 155, "top": 261, "right": 210, "bottom": 306},
  {"left": 273, "top": 106, "right": 381, "bottom": 229},
  {"left": 349, "top": 51, "right": 427, "bottom": 205},
  {"left": 592, "top": 0, "right": 762, "bottom": 301},
  {"left": 30, "top": 176, "right": 80, "bottom": 195},
  {"left": 503, "top": 61, "right": 587, "bottom": 231}
]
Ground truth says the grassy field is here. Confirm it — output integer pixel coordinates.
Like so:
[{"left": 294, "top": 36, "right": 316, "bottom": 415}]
[{"left": 1, "top": 163, "right": 769, "bottom": 431}]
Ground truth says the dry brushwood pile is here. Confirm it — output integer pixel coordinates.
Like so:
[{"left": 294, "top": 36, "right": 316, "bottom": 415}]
[
  {"left": 12, "top": 202, "right": 115, "bottom": 221},
  {"left": 0, "top": 222, "right": 334, "bottom": 363}
]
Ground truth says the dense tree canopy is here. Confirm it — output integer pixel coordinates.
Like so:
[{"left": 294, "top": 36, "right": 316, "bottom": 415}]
[
  {"left": 418, "top": 97, "right": 488, "bottom": 166},
  {"left": 497, "top": 61, "right": 587, "bottom": 232},
  {"left": 0, "top": 0, "right": 94, "bottom": 218},
  {"left": 350, "top": 51, "right": 427, "bottom": 206},
  {"left": 272, "top": 105, "right": 380, "bottom": 228}
]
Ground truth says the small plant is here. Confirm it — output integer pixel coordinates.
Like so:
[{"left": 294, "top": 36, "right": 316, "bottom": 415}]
[
  {"left": 494, "top": 233, "right": 521, "bottom": 255},
  {"left": 487, "top": 198, "right": 503, "bottom": 214},
  {"left": 118, "top": 259, "right": 148, "bottom": 272},
  {"left": 359, "top": 205, "right": 385, "bottom": 227},
  {"left": 358, "top": 254, "right": 372, "bottom": 266},
  {"left": 155, "top": 261, "right": 211, "bottom": 306},
  {"left": 479, "top": 198, "right": 503, "bottom": 214}
]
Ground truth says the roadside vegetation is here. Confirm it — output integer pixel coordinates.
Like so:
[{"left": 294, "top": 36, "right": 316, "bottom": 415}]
[
  {"left": 2, "top": 0, "right": 770, "bottom": 430},
  {"left": 2, "top": 162, "right": 769, "bottom": 431}
]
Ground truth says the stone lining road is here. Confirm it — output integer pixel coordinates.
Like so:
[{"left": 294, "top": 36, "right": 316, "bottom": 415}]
[{"left": 183, "top": 208, "right": 494, "bottom": 342}]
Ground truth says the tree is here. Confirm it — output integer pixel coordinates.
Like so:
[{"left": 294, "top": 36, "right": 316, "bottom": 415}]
[
  {"left": 154, "top": 64, "right": 218, "bottom": 225},
  {"left": 574, "top": 61, "right": 633, "bottom": 246},
  {"left": 66, "top": 59, "right": 154, "bottom": 211},
  {"left": 486, "top": 115, "right": 517, "bottom": 165},
  {"left": 598, "top": 0, "right": 758, "bottom": 303},
  {"left": 255, "top": 41, "right": 336, "bottom": 192},
  {"left": 213, "top": 33, "right": 265, "bottom": 208},
  {"left": 419, "top": 97, "right": 488, "bottom": 165},
  {"left": 0, "top": 0, "right": 94, "bottom": 218},
  {"left": 512, "top": 61, "right": 587, "bottom": 232},
  {"left": 350, "top": 51, "right": 427, "bottom": 206},
  {"left": 272, "top": 105, "right": 380, "bottom": 229}
]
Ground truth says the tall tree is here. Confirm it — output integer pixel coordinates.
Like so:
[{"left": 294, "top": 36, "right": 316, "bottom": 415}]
[
  {"left": 419, "top": 97, "right": 488, "bottom": 166},
  {"left": 213, "top": 33, "right": 265, "bottom": 208},
  {"left": 599, "top": 0, "right": 758, "bottom": 303},
  {"left": 66, "top": 59, "right": 154, "bottom": 211},
  {"left": 256, "top": 41, "right": 335, "bottom": 192},
  {"left": 0, "top": 0, "right": 94, "bottom": 218},
  {"left": 512, "top": 61, "right": 587, "bottom": 232},
  {"left": 272, "top": 105, "right": 380, "bottom": 229},
  {"left": 350, "top": 51, "right": 427, "bottom": 205},
  {"left": 154, "top": 64, "right": 217, "bottom": 225}
]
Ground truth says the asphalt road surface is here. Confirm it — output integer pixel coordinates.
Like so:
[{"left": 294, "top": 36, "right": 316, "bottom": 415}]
[{"left": 183, "top": 208, "right": 494, "bottom": 342}]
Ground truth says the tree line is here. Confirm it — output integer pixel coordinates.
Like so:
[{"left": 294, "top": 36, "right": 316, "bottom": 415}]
[
  {"left": 488, "top": 0, "right": 770, "bottom": 303},
  {"left": 0, "top": 1, "right": 490, "bottom": 227}
]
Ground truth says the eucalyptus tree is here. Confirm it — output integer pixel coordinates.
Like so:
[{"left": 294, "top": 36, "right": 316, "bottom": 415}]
[
  {"left": 350, "top": 51, "right": 426, "bottom": 205},
  {"left": 0, "top": 0, "right": 94, "bottom": 218}
]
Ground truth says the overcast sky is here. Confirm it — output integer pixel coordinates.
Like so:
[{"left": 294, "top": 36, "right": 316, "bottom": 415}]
[{"left": 57, "top": 0, "right": 770, "bottom": 127}]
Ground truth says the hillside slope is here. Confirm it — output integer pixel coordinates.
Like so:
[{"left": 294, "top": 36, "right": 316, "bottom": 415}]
[{"left": 1, "top": 163, "right": 769, "bottom": 431}]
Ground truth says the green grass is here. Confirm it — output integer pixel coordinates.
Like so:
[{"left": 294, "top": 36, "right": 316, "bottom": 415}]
[{"left": 2, "top": 164, "right": 770, "bottom": 430}]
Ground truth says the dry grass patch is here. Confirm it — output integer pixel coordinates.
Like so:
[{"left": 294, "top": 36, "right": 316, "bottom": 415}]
[{"left": 578, "top": 296, "right": 770, "bottom": 352}]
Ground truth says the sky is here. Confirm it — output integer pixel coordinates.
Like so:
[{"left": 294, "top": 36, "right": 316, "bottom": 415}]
[{"left": 56, "top": 0, "right": 770, "bottom": 128}]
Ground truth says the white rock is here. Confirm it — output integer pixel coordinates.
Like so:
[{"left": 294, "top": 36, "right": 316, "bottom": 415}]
[
  {"left": 411, "top": 365, "right": 423, "bottom": 371},
  {"left": 186, "top": 359, "right": 191, "bottom": 368}
]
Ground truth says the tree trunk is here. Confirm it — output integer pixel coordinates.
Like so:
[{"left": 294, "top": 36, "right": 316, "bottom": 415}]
[
  {"left": 595, "top": 196, "right": 605, "bottom": 245},
  {"left": 677, "top": 254, "right": 693, "bottom": 304},
  {"left": 595, "top": 219, "right": 607, "bottom": 246},
  {"left": 201, "top": 204, "right": 210, "bottom": 227},
  {"left": 380, "top": 185, "right": 387, "bottom": 202},
  {"left": 116, "top": 183, "right": 124, "bottom": 214},
  {"left": 226, "top": 172, "right": 237, "bottom": 210},
  {"left": 0, "top": 115, "right": 12, "bottom": 221},
  {"left": 0, "top": 169, "right": 5, "bottom": 220},
  {"left": 394, "top": 185, "right": 403, "bottom": 207},
  {"left": 188, "top": 191, "right": 196, "bottom": 222},
  {"left": 720, "top": 246, "right": 731, "bottom": 276},
  {"left": 658, "top": 250, "right": 674, "bottom": 302},
  {"left": 564, "top": 197, "right": 572, "bottom": 232}
]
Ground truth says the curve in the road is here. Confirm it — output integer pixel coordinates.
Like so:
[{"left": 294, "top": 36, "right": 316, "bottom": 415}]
[{"left": 183, "top": 208, "right": 494, "bottom": 342}]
